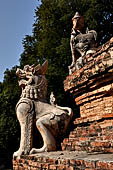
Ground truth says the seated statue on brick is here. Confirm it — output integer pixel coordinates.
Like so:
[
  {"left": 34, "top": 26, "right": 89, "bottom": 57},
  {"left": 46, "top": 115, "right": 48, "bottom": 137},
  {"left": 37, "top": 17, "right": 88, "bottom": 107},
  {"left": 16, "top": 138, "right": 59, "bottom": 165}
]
[
  {"left": 69, "top": 12, "right": 97, "bottom": 73},
  {"left": 13, "top": 60, "right": 73, "bottom": 157}
]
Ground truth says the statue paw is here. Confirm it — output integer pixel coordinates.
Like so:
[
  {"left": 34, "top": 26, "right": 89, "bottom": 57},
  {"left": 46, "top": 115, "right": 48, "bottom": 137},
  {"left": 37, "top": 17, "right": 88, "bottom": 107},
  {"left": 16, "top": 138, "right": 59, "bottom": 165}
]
[
  {"left": 13, "top": 150, "right": 24, "bottom": 158},
  {"left": 68, "top": 62, "right": 75, "bottom": 69},
  {"left": 30, "top": 146, "right": 47, "bottom": 154},
  {"left": 30, "top": 144, "right": 56, "bottom": 154},
  {"left": 30, "top": 148, "right": 37, "bottom": 154}
]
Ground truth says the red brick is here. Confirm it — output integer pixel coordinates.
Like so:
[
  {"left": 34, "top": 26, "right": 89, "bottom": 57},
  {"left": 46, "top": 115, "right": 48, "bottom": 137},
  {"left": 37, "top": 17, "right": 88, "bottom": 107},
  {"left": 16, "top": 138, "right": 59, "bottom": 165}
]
[
  {"left": 17, "top": 166, "right": 24, "bottom": 170},
  {"left": 42, "top": 163, "right": 49, "bottom": 168},
  {"left": 56, "top": 165, "right": 65, "bottom": 170},
  {"left": 75, "top": 159, "right": 84, "bottom": 165},
  {"left": 63, "top": 138, "right": 69, "bottom": 143},
  {"left": 104, "top": 148, "right": 113, "bottom": 153},
  {"left": 49, "top": 164, "right": 57, "bottom": 170},
  {"left": 84, "top": 161, "right": 95, "bottom": 168},
  {"left": 62, "top": 144, "right": 66, "bottom": 151},
  {"left": 13, "top": 167, "right": 19, "bottom": 170},
  {"left": 107, "top": 163, "right": 113, "bottom": 169},
  {"left": 30, "top": 167, "right": 39, "bottom": 170},
  {"left": 70, "top": 159, "right": 76, "bottom": 165},
  {"left": 66, "top": 166, "right": 75, "bottom": 170},
  {"left": 47, "top": 158, "right": 56, "bottom": 164},
  {"left": 91, "top": 141, "right": 111, "bottom": 148},
  {"left": 60, "top": 159, "right": 70, "bottom": 165},
  {"left": 96, "top": 161, "right": 108, "bottom": 169},
  {"left": 36, "top": 162, "right": 42, "bottom": 168},
  {"left": 84, "top": 169, "right": 96, "bottom": 170},
  {"left": 79, "top": 137, "right": 88, "bottom": 141}
]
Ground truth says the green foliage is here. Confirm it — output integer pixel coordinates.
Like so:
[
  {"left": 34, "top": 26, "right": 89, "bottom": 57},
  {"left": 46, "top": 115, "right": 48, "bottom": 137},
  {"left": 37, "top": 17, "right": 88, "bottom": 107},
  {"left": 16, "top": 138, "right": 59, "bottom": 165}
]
[
  {"left": 0, "top": 0, "right": 113, "bottom": 168},
  {"left": 82, "top": 0, "right": 113, "bottom": 44},
  {"left": 0, "top": 66, "right": 21, "bottom": 168},
  {"left": 19, "top": 35, "right": 39, "bottom": 67}
]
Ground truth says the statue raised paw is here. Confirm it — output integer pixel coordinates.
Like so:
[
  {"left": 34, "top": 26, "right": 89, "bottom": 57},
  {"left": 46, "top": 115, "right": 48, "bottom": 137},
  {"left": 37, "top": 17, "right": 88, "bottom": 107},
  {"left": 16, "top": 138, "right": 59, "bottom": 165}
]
[{"left": 13, "top": 61, "right": 73, "bottom": 157}]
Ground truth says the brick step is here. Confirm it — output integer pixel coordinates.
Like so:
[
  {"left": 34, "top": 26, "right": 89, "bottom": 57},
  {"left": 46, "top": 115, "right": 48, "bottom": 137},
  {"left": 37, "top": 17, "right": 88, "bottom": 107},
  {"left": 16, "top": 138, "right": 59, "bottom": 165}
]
[
  {"left": 62, "top": 139, "right": 113, "bottom": 153},
  {"left": 61, "top": 120, "right": 113, "bottom": 153},
  {"left": 13, "top": 151, "right": 113, "bottom": 170},
  {"left": 70, "top": 121, "right": 113, "bottom": 138}
]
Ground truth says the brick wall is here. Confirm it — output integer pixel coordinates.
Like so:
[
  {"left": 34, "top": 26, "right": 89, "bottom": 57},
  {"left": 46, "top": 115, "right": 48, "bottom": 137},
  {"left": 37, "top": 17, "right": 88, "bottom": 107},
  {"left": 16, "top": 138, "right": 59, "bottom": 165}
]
[{"left": 61, "top": 119, "right": 113, "bottom": 153}]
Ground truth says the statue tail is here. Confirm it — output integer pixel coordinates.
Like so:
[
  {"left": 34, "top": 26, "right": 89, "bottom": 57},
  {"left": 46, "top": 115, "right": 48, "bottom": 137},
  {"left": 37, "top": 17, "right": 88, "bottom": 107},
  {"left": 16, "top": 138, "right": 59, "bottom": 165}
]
[{"left": 55, "top": 105, "right": 73, "bottom": 118}]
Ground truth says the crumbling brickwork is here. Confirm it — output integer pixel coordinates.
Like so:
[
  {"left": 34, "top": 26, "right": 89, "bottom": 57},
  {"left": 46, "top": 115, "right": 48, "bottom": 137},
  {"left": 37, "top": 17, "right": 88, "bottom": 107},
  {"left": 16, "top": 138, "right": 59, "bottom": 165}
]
[{"left": 61, "top": 119, "right": 113, "bottom": 153}]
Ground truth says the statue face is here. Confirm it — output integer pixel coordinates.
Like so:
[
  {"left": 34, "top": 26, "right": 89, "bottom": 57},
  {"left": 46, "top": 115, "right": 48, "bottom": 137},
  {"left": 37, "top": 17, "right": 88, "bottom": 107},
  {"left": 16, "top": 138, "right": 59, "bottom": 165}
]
[
  {"left": 72, "top": 16, "right": 84, "bottom": 31},
  {"left": 73, "top": 18, "right": 80, "bottom": 30}
]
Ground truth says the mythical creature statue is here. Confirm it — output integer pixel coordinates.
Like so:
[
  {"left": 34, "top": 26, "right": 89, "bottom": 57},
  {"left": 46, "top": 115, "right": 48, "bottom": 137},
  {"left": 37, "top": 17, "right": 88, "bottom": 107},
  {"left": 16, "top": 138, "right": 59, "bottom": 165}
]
[
  {"left": 69, "top": 12, "right": 97, "bottom": 73},
  {"left": 13, "top": 61, "right": 73, "bottom": 157}
]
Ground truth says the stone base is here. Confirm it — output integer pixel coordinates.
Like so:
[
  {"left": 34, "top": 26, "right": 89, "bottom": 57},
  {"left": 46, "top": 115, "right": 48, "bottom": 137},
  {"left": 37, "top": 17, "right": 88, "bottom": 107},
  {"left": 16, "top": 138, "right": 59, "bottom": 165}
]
[{"left": 13, "top": 151, "right": 113, "bottom": 170}]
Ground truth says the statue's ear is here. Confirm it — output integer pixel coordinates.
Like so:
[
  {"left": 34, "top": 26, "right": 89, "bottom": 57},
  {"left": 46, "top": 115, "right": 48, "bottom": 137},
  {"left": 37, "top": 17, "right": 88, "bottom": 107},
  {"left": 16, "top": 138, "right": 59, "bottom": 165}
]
[
  {"left": 33, "top": 60, "right": 48, "bottom": 75},
  {"left": 34, "top": 64, "right": 41, "bottom": 72},
  {"left": 41, "top": 60, "right": 48, "bottom": 75}
]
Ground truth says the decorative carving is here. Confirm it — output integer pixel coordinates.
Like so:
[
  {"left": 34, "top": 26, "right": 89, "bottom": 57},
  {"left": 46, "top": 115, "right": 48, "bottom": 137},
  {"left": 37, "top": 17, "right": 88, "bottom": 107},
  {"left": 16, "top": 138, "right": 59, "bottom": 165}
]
[
  {"left": 13, "top": 61, "right": 73, "bottom": 157},
  {"left": 50, "top": 92, "right": 56, "bottom": 106},
  {"left": 69, "top": 12, "right": 97, "bottom": 74}
]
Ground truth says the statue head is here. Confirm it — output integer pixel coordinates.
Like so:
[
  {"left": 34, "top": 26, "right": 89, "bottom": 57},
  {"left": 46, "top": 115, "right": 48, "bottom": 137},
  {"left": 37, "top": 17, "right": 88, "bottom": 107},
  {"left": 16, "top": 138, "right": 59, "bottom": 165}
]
[
  {"left": 72, "top": 12, "right": 84, "bottom": 31},
  {"left": 16, "top": 61, "right": 48, "bottom": 100}
]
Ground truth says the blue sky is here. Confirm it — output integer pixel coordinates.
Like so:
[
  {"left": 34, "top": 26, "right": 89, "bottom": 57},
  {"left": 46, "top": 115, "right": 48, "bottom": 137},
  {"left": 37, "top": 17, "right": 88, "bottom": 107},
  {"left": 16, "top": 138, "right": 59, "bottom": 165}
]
[{"left": 0, "top": 0, "right": 41, "bottom": 82}]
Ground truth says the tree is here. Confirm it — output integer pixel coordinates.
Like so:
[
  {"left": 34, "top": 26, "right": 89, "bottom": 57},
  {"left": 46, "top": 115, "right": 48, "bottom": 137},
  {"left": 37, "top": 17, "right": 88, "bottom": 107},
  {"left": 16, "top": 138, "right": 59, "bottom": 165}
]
[{"left": 0, "top": 66, "right": 21, "bottom": 168}]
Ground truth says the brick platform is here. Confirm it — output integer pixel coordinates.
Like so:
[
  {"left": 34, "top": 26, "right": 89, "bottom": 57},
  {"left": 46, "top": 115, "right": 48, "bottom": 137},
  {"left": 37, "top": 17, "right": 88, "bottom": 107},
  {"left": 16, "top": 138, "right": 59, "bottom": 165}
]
[{"left": 13, "top": 151, "right": 113, "bottom": 170}]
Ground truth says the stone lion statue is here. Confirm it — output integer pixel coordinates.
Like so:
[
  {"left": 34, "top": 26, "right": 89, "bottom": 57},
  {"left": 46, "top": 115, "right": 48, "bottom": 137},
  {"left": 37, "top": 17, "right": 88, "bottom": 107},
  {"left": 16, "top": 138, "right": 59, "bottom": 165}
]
[{"left": 13, "top": 61, "right": 73, "bottom": 157}]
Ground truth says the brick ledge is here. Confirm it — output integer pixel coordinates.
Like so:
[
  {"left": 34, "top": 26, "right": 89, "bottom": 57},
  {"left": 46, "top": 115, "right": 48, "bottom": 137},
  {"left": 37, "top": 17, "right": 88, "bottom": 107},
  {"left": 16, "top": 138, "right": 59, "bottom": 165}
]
[{"left": 13, "top": 151, "right": 113, "bottom": 170}]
